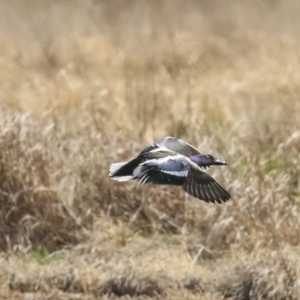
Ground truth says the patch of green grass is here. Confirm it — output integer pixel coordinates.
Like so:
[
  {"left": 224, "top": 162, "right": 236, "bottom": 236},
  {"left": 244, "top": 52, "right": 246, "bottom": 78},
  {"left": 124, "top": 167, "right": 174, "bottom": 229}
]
[
  {"left": 261, "top": 156, "right": 286, "bottom": 178},
  {"left": 31, "top": 245, "right": 64, "bottom": 265}
]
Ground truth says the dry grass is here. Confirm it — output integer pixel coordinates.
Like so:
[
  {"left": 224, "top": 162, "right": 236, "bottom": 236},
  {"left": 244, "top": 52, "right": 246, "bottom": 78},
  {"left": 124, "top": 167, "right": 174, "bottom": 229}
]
[{"left": 0, "top": 0, "right": 299, "bottom": 299}]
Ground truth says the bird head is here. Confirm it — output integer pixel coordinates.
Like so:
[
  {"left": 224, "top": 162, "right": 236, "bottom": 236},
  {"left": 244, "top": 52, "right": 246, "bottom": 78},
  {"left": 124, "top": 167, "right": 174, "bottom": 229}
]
[{"left": 190, "top": 154, "right": 228, "bottom": 168}]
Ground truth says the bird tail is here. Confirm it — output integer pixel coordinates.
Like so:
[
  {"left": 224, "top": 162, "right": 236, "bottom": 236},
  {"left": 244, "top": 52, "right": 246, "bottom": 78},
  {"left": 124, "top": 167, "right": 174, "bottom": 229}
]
[
  {"left": 109, "top": 158, "right": 143, "bottom": 181},
  {"left": 109, "top": 162, "right": 130, "bottom": 180}
]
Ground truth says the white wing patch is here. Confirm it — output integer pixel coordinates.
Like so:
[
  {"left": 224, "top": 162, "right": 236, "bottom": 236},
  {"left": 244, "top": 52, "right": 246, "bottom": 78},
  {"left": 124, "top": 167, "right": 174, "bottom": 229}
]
[
  {"left": 160, "top": 170, "right": 188, "bottom": 177},
  {"left": 140, "top": 154, "right": 185, "bottom": 165},
  {"left": 148, "top": 147, "right": 174, "bottom": 154}
]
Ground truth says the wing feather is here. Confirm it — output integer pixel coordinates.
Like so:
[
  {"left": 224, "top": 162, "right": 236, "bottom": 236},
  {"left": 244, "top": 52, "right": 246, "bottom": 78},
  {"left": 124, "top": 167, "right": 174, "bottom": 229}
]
[
  {"left": 182, "top": 162, "right": 230, "bottom": 203},
  {"left": 137, "top": 155, "right": 188, "bottom": 186},
  {"left": 154, "top": 136, "right": 201, "bottom": 157}
]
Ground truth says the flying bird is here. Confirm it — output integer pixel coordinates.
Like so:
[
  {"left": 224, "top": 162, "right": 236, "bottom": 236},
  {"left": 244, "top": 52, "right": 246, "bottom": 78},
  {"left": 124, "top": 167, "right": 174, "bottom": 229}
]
[{"left": 109, "top": 136, "right": 230, "bottom": 203}]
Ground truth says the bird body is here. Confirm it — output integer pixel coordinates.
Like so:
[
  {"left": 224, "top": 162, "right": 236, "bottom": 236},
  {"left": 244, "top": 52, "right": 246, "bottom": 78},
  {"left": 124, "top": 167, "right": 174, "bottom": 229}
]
[{"left": 109, "top": 137, "right": 231, "bottom": 204}]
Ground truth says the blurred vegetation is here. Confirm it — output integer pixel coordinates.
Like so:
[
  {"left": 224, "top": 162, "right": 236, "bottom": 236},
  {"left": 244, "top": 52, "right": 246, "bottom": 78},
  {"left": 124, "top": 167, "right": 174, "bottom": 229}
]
[{"left": 0, "top": 0, "right": 299, "bottom": 299}]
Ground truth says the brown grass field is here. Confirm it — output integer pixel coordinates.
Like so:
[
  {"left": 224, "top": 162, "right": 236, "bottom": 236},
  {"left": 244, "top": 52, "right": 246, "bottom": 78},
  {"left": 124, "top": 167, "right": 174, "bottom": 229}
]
[{"left": 0, "top": 0, "right": 300, "bottom": 299}]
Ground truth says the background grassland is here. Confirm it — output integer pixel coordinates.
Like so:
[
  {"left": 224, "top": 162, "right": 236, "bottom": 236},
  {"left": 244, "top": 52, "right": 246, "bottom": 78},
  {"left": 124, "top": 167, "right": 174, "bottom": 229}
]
[{"left": 0, "top": 0, "right": 299, "bottom": 299}]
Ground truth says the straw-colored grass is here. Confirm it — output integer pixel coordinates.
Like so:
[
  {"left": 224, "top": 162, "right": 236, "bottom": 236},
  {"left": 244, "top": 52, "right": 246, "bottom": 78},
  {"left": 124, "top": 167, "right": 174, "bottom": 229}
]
[{"left": 0, "top": 0, "right": 299, "bottom": 299}]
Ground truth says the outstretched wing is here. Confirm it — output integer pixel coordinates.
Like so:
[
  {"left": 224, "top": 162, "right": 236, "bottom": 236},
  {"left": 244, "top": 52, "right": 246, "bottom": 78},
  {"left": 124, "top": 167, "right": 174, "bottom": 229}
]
[
  {"left": 154, "top": 136, "right": 201, "bottom": 157},
  {"left": 138, "top": 156, "right": 188, "bottom": 186},
  {"left": 182, "top": 163, "right": 231, "bottom": 204}
]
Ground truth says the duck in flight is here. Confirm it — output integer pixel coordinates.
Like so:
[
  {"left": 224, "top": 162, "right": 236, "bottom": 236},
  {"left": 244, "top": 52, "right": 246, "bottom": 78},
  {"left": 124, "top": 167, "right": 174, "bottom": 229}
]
[{"left": 109, "top": 137, "right": 231, "bottom": 203}]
